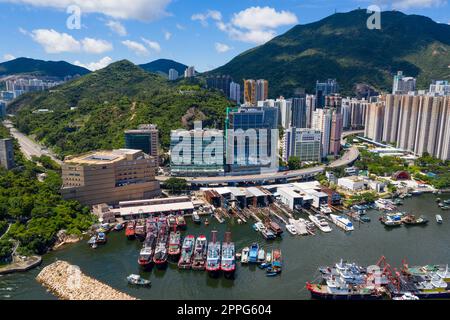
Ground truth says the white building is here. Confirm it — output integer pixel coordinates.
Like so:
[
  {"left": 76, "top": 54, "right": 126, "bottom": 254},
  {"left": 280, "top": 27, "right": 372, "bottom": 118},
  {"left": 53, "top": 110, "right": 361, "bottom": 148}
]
[
  {"left": 338, "top": 176, "right": 366, "bottom": 191},
  {"left": 312, "top": 108, "right": 332, "bottom": 158},
  {"left": 283, "top": 128, "right": 322, "bottom": 163},
  {"left": 168, "top": 68, "right": 179, "bottom": 81},
  {"left": 276, "top": 97, "right": 292, "bottom": 130},
  {"left": 392, "top": 71, "right": 416, "bottom": 94},
  {"left": 184, "top": 66, "right": 195, "bottom": 78},
  {"left": 429, "top": 80, "right": 450, "bottom": 96}
]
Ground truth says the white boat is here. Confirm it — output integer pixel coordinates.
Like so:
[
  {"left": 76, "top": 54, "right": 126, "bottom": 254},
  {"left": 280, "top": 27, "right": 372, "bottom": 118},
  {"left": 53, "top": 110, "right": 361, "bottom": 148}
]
[
  {"left": 320, "top": 204, "right": 333, "bottom": 214},
  {"left": 241, "top": 247, "right": 249, "bottom": 264},
  {"left": 309, "top": 215, "right": 332, "bottom": 233},
  {"left": 330, "top": 214, "right": 354, "bottom": 232},
  {"left": 393, "top": 292, "right": 419, "bottom": 300},
  {"left": 257, "top": 249, "right": 265, "bottom": 262},
  {"left": 285, "top": 224, "right": 297, "bottom": 235},
  {"left": 289, "top": 218, "right": 308, "bottom": 236},
  {"left": 253, "top": 222, "right": 265, "bottom": 232},
  {"left": 436, "top": 214, "right": 443, "bottom": 224},
  {"left": 265, "top": 251, "right": 272, "bottom": 263}
]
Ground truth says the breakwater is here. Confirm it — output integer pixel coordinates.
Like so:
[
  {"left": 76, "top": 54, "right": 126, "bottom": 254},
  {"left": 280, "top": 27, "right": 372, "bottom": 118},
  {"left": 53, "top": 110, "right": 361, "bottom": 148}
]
[{"left": 36, "top": 260, "right": 136, "bottom": 300}]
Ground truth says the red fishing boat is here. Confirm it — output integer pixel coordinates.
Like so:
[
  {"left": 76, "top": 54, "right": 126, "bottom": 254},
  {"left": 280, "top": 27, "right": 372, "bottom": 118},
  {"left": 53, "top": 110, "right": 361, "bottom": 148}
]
[
  {"left": 191, "top": 235, "right": 208, "bottom": 271},
  {"left": 125, "top": 220, "right": 136, "bottom": 240},
  {"left": 135, "top": 219, "right": 146, "bottom": 241},
  {"left": 220, "top": 231, "right": 236, "bottom": 278},
  {"left": 168, "top": 230, "right": 182, "bottom": 261},
  {"left": 206, "top": 230, "right": 221, "bottom": 276},
  {"left": 153, "top": 225, "right": 169, "bottom": 269},
  {"left": 138, "top": 232, "right": 157, "bottom": 269}
]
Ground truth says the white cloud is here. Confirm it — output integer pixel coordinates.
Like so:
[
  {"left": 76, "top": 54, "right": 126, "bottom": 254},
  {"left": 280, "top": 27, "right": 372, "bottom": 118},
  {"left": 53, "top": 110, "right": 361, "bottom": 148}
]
[
  {"left": 31, "top": 29, "right": 80, "bottom": 53},
  {"left": 214, "top": 42, "right": 232, "bottom": 53},
  {"left": 18, "top": 27, "right": 29, "bottom": 35},
  {"left": 191, "top": 9, "right": 222, "bottom": 27},
  {"left": 231, "top": 6, "right": 298, "bottom": 31},
  {"left": 176, "top": 23, "right": 185, "bottom": 30},
  {"left": 194, "top": 6, "right": 298, "bottom": 45},
  {"left": 142, "top": 38, "right": 161, "bottom": 53},
  {"left": 387, "top": 0, "right": 446, "bottom": 9},
  {"left": 2, "top": 0, "right": 172, "bottom": 21},
  {"left": 122, "top": 40, "right": 149, "bottom": 55},
  {"left": 74, "top": 56, "right": 113, "bottom": 71},
  {"left": 163, "top": 30, "right": 172, "bottom": 40},
  {"left": 2, "top": 54, "right": 16, "bottom": 61},
  {"left": 106, "top": 20, "right": 127, "bottom": 36},
  {"left": 81, "top": 38, "right": 113, "bottom": 54}
]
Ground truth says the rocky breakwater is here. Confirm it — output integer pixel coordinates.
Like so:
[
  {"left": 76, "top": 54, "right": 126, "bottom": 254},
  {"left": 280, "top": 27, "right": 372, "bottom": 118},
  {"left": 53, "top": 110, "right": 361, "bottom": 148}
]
[{"left": 36, "top": 260, "right": 137, "bottom": 300}]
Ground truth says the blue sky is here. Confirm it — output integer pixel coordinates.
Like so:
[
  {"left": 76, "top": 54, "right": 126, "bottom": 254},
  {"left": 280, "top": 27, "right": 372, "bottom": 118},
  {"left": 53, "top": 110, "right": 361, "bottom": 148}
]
[{"left": 0, "top": 0, "right": 448, "bottom": 72}]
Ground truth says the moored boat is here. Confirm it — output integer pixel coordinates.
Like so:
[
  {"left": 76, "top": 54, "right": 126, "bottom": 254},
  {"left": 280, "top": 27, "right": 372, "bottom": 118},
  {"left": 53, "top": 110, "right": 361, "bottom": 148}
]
[
  {"left": 309, "top": 214, "right": 332, "bottom": 233},
  {"left": 167, "top": 215, "right": 177, "bottom": 229},
  {"left": 330, "top": 214, "right": 354, "bottom": 232},
  {"left": 153, "top": 225, "right": 169, "bottom": 269},
  {"left": 96, "top": 232, "right": 107, "bottom": 244},
  {"left": 241, "top": 247, "right": 249, "bottom": 264},
  {"left": 285, "top": 224, "right": 297, "bottom": 235},
  {"left": 267, "top": 249, "right": 282, "bottom": 276},
  {"left": 168, "top": 231, "right": 181, "bottom": 261},
  {"left": 178, "top": 234, "right": 195, "bottom": 269},
  {"left": 125, "top": 221, "right": 136, "bottom": 240},
  {"left": 261, "top": 227, "right": 277, "bottom": 240},
  {"left": 135, "top": 219, "right": 146, "bottom": 241},
  {"left": 220, "top": 232, "right": 236, "bottom": 277},
  {"left": 114, "top": 223, "right": 125, "bottom": 231},
  {"left": 402, "top": 214, "right": 428, "bottom": 226},
  {"left": 176, "top": 215, "right": 187, "bottom": 230},
  {"left": 206, "top": 230, "right": 221, "bottom": 276},
  {"left": 436, "top": 214, "right": 443, "bottom": 224},
  {"left": 192, "top": 211, "right": 201, "bottom": 224},
  {"left": 249, "top": 243, "right": 259, "bottom": 264},
  {"left": 257, "top": 248, "right": 265, "bottom": 263},
  {"left": 127, "top": 274, "right": 151, "bottom": 287},
  {"left": 265, "top": 220, "right": 283, "bottom": 236},
  {"left": 191, "top": 235, "right": 208, "bottom": 270}
]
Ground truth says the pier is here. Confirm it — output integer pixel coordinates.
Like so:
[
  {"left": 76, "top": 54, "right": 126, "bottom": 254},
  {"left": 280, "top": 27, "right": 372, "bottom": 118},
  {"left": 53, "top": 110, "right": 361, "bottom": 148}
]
[{"left": 36, "top": 260, "right": 137, "bottom": 300}]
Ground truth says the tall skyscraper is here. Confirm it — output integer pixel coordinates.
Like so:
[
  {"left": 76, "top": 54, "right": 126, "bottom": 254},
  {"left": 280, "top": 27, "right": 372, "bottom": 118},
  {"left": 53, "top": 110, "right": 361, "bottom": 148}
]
[
  {"left": 392, "top": 71, "right": 416, "bottom": 94},
  {"left": 229, "top": 81, "right": 241, "bottom": 104},
  {"left": 0, "top": 138, "right": 14, "bottom": 170},
  {"left": 256, "top": 79, "right": 269, "bottom": 102},
  {"left": 312, "top": 108, "right": 332, "bottom": 158},
  {"left": 291, "top": 97, "right": 307, "bottom": 128},
  {"left": 276, "top": 97, "right": 292, "bottom": 130},
  {"left": 315, "top": 79, "right": 339, "bottom": 108},
  {"left": 168, "top": 68, "right": 179, "bottom": 81},
  {"left": 364, "top": 101, "right": 385, "bottom": 143},
  {"left": 244, "top": 79, "right": 257, "bottom": 106},
  {"left": 184, "top": 66, "right": 196, "bottom": 78},
  {"left": 305, "top": 94, "right": 317, "bottom": 128},
  {"left": 283, "top": 128, "right": 322, "bottom": 163},
  {"left": 330, "top": 110, "right": 343, "bottom": 157},
  {"left": 124, "top": 124, "right": 159, "bottom": 158}
]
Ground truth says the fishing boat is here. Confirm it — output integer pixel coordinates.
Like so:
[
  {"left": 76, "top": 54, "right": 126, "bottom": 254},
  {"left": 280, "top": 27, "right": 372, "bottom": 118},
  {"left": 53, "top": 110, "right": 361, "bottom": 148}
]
[
  {"left": 309, "top": 215, "right": 332, "bottom": 233},
  {"left": 96, "top": 232, "right": 107, "bottom": 244},
  {"left": 360, "top": 216, "right": 371, "bottom": 223},
  {"left": 220, "top": 232, "right": 236, "bottom": 277},
  {"left": 330, "top": 214, "right": 354, "bottom": 232},
  {"left": 257, "top": 248, "right": 266, "bottom": 263},
  {"left": 167, "top": 215, "right": 177, "bottom": 229},
  {"left": 153, "top": 225, "right": 169, "bottom": 269},
  {"left": 206, "top": 230, "right": 221, "bottom": 276},
  {"left": 178, "top": 235, "right": 195, "bottom": 269},
  {"left": 261, "top": 227, "right": 277, "bottom": 240},
  {"left": 125, "top": 221, "right": 136, "bottom": 240},
  {"left": 436, "top": 214, "right": 443, "bottom": 224},
  {"left": 265, "top": 251, "right": 272, "bottom": 264},
  {"left": 192, "top": 211, "right": 201, "bottom": 224},
  {"left": 114, "top": 223, "right": 125, "bottom": 231},
  {"left": 285, "top": 224, "right": 297, "bottom": 235},
  {"left": 379, "top": 213, "right": 402, "bottom": 227},
  {"left": 176, "top": 215, "right": 187, "bottom": 230},
  {"left": 402, "top": 214, "right": 428, "bottom": 226},
  {"left": 191, "top": 235, "right": 208, "bottom": 270},
  {"left": 249, "top": 243, "right": 259, "bottom": 264},
  {"left": 127, "top": 274, "right": 151, "bottom": 287},
  {"left": 320, "top": 204, "right": 333, "bottom": 214},
  {"left": 87, "top": 236, "right": 97, "bottom": 248},
  {"left": 138, "top": 232, "right": 157, "bottom": 269},
  {"left": 241, "top": 247, "right": 249, "bottom": 264},
  {"left": 267, "top": 249, "right": 282, "bottom": 276},
  {"left": 168, "top": 231, "right": 182, "bottom": 261},
  {"left": 135, "top": 219, "right": 146, "bottom": 241}
]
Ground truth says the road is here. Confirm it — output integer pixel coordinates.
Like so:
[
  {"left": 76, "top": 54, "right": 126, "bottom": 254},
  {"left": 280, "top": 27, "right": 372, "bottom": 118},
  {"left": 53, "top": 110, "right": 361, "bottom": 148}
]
[
  {"left": 2, "top": 120, "right": 62, "bottom": 165},
  {"left": 157, "top": 130, "right": 364, "bottom": 185}
]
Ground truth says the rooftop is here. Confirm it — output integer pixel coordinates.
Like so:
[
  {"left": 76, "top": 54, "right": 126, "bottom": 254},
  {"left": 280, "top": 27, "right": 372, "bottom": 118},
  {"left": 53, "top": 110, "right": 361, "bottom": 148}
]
[{"left": 64, "top": 149, "right": 145, "bottom": 165}]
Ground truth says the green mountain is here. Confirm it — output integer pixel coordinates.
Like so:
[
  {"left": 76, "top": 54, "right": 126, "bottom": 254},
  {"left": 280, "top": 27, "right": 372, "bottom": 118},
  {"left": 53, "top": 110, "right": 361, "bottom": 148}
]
[
  {"left": 0, "top": 57, "right": 90, "bottom": 78},
  {"left": 210, "top": 9, "right": 450, "bottom": 96},
  {"left": 9, "top": 60, "right": 230, "bottom": 158},
  {"left": 139, "top": 59, "right": 187, "bottom": 76}
]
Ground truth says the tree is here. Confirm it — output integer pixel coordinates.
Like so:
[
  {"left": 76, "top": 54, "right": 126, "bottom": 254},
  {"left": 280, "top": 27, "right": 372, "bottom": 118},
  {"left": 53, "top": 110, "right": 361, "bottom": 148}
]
[
  {"left": 288, "top": 156, "right": 301, "bottom": 170},
  {"left": 164, "top": 178, "right": 188, "bottom": 194}
]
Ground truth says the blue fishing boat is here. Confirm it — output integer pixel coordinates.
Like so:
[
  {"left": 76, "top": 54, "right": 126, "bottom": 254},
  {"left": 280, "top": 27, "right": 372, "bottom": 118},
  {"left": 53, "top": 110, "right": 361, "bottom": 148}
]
[{"left": 249, "top": 243, "right": 259, "bottom": 263}]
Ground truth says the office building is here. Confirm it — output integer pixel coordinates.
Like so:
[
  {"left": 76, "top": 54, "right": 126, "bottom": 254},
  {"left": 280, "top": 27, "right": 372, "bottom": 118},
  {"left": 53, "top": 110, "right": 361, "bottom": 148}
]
[
  {"left": 315, "top": 79, "right": 339, "bottom": 108},
  {"left": 283, "top": 128, "right": 322, "bottom": 163},
  {"left": 124, "top": 124, "right": 159, "bottom": 158},
  {"left": 229, "top": 81, "right": 241, "bottom": 104},
  {"left": 226, "top": 106, "right": 278, "bottom": 175},
  {"left": 429, "top": 80, "right": 450, "bottom": 96},
  {"left": 170, "top": 127, "right": 224, "bottom": 177},
  {"left": 291, "top": 97, "right": 307, "bottom": 128},
  {"left": 168, "top": 68, "right": 179, "bottom": 81},
  {"left": 312, "top": 108, "right": 332, "bottom": 158},
  {"left": 184, "top": 66, "right": 196, "bottom": 78},
  {"left": 0, "top": 138, "right": 14, "bottom": 170},
  {"left": 392, "top": 71, "right": 416, "bottom": 94},
  {"left": 61, "top": 149, "right": 160, "bottom": 206}
]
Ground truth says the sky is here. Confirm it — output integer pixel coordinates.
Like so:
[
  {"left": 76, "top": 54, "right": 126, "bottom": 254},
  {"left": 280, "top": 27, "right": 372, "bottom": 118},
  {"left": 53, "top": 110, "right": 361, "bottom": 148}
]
[{"left": 0, "top": 0, "right": 449, "bottom": 72}]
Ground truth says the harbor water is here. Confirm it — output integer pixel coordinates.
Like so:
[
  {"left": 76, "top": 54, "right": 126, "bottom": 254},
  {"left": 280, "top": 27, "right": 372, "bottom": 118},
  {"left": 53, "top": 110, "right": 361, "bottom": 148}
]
[{"left": 1, "top": 193, "right": 450, "bottom": 300}]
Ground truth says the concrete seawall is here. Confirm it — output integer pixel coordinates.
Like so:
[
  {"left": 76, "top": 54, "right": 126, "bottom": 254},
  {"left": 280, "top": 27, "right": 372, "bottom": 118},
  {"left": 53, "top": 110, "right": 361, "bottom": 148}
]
[{"left": 36, "top": 260, "right": 137, "bottom": 300}]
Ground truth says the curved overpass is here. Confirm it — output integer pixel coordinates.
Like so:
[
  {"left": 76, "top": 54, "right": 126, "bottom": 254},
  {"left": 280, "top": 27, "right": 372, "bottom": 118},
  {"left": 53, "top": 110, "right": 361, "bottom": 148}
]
[{"left": 157, "top": 130, "right": 363, "bottom": 185}]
